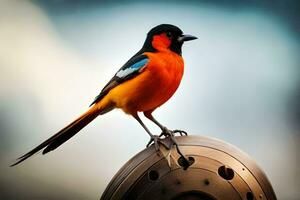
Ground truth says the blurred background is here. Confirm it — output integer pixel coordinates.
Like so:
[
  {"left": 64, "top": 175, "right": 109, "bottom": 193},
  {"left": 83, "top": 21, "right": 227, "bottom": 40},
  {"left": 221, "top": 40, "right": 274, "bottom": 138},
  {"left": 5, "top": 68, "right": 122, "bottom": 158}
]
[{"left": 0, "top": 0, "right": 299, "bottom": 199}]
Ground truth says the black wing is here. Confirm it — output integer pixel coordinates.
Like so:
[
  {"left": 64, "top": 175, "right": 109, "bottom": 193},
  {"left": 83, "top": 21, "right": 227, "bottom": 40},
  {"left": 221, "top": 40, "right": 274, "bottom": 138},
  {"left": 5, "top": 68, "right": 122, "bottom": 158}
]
[{"left": 90, "top": 54, "right": 149, "bottom": 106}]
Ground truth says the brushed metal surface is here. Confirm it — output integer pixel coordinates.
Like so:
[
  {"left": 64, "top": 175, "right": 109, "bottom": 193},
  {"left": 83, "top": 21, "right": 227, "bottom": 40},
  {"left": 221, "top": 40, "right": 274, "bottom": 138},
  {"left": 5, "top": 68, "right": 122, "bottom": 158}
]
[{"left": 100, "top": 135, "right": 277, "bottom": 200}]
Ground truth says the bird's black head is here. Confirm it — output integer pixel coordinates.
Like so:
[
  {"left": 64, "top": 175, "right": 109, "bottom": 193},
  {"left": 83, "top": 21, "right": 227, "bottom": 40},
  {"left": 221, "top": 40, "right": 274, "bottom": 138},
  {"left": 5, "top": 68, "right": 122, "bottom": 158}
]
[{"left": 141, "top": 24, "right": 197, "bottom": 55}]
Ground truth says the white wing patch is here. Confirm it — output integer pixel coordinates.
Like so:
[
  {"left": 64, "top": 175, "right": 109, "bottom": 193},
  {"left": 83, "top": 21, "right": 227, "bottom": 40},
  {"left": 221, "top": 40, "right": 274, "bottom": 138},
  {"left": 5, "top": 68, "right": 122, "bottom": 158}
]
[{"left": 116, "top": 58, "right": 148, "bottom": 78}]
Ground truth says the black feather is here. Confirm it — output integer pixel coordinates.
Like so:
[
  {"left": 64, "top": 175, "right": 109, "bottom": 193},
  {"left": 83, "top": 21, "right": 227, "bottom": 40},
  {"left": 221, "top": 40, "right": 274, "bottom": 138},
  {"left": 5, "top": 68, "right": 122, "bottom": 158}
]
[{"left": 10, "top": 108, "right": 98, "bottom": 166}]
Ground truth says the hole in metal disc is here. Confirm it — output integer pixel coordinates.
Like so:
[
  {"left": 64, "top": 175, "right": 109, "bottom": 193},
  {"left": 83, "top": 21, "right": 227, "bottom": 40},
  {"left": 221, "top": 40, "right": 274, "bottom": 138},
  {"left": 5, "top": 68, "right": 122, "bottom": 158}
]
[
  {"left": 172, "top": 191, "right": 216, "bottom": 200},
  {"left": 178, "top": 156, "right": 195, "bottom": 170},
  {"left": 246, "top": 192, "right": 254, "bottom": 200},
  {"left": 218, "top": 165, "right": 234, "bottom": 180},
  {"left": 148, "top": 170, "right": 159, "bottom": 181},
  {"left": 204, "top": 179, "right": 210, "bottom": 185}
]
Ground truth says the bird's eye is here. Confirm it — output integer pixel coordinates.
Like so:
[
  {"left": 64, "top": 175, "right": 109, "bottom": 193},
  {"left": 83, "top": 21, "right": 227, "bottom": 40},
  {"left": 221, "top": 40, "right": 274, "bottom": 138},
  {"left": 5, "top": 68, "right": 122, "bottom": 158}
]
[{"left": 166, "top": 32, "right": 172, "bottom": 38}]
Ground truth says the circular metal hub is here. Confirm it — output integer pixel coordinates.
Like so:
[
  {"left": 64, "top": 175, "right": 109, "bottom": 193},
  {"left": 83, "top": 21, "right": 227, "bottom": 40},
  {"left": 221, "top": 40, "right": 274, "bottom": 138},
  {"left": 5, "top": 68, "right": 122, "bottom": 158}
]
[{"left": 100, "top": 135, "right": 277, "bottom": 200}]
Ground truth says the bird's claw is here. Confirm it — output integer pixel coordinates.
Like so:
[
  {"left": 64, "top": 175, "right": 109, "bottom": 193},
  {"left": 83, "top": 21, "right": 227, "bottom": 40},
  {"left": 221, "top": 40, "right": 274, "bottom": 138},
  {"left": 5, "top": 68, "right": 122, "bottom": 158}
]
[
  {"left": 159, "top": 128, "right": 188, "bottom": 138},
  {"left": 173, "top": 129, "right": 188, "bottom": 136},
  {"left": 147, "top": 135, "right": 170, "bottom": 151},
  {"left": 147, "top": 128, "right": 191, "bottom": 169},
  {"left": 147, "top": 135, "right": 159, "bottom": 150},
  {"left": 159, "top": 128, "right": 191, "bottom": 169}
]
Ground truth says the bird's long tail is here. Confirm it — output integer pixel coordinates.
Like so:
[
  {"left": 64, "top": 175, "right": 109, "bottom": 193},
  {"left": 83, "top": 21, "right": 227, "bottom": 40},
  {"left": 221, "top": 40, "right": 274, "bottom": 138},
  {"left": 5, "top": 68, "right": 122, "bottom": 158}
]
[{"left": 11, "top": 104, "right": 105, "bottom": 167}]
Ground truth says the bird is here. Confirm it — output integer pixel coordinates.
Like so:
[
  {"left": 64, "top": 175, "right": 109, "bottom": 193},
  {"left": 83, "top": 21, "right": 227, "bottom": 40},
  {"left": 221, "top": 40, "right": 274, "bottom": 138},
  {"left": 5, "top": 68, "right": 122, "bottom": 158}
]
[{"left": 11, "top": 24, "right": 197, "bottom": 166}]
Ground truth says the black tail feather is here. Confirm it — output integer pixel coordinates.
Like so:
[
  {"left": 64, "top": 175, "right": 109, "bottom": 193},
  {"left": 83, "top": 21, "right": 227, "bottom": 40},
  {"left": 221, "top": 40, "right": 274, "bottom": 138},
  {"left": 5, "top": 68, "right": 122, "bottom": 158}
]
[
  {"left": 10, "top": 107, "right": 99, "bottom": 167},
  {"left": 42, "top": 111, "right": 98, "bottom": 154}
]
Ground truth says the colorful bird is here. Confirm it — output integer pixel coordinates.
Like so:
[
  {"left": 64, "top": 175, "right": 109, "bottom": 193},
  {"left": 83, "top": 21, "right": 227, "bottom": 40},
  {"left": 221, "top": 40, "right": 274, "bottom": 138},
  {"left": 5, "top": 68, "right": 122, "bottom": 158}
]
[{"left": 11, "top": 24, "right": 197, "bottom": 166}]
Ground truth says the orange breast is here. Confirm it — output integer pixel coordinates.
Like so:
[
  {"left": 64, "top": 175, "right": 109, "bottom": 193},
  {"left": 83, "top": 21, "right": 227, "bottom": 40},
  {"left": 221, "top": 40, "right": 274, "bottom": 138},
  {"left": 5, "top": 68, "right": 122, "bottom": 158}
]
[{"left": 108, "top": 50, "right": 184, "bottom": 114}]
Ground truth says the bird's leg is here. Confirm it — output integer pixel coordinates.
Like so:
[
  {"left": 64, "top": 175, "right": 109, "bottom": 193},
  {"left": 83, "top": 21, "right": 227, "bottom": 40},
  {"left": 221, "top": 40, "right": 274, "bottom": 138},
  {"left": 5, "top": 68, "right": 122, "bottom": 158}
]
[
  {"left": 143, "top": 112, "right": 188, "bottom": 137},
  {"left": 132, "top": 113, "right": 169, "bottom": 151},
  {"left": 144, "top": 112, "right": 190, "bottom": 166}
]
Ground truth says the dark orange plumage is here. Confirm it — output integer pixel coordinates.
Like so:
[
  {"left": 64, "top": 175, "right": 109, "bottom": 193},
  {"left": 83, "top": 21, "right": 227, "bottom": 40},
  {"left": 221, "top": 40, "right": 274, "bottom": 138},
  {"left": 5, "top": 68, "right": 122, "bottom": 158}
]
[
  {"left": 11, "top": 24, "right": 196, "bottom": 166},
  {"left": 104, "top": 33, "right": 184, "bottom": 114}
]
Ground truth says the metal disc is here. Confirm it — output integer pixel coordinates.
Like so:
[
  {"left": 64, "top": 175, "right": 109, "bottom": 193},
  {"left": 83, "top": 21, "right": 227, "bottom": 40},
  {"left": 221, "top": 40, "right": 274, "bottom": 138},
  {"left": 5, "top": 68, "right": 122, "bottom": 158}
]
[{"left": 100, "top": 135, "right": 277, "bottom": 200}]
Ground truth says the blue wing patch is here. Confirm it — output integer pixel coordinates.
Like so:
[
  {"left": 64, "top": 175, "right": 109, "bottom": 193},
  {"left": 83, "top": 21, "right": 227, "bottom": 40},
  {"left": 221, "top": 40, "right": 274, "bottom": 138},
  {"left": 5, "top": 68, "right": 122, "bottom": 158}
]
[
  {"left": 89, "top": 55, "right": 148, "bottom": 106},
  {"left": 116, "top": 58, "right": 148, "bottom": 78}
]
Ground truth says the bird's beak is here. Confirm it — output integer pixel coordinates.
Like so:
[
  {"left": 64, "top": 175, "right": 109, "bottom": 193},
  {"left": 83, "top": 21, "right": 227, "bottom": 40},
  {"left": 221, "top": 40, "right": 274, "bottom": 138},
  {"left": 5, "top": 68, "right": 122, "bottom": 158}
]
[{"left": 178, "top": 34, "right": 198, "bottom": 43}]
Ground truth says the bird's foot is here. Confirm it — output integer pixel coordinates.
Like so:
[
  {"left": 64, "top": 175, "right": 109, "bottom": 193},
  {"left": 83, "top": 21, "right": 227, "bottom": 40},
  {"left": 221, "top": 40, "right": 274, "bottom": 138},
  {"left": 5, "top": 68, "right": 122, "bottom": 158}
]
[
  {"left": 159, "top": 128, "right": 188, "bottom": 138},
  {"left": 146, "top": 135, "right": 170, "bottom": 151},
  {"left": 147, "top": 128, "right": 192, "bottom": 169},
  {"left": 173, "top": 129, "right": 188, "bottom": 136},
  {"left": 159, "top": 128, "right": 192, "bottom": 169}
]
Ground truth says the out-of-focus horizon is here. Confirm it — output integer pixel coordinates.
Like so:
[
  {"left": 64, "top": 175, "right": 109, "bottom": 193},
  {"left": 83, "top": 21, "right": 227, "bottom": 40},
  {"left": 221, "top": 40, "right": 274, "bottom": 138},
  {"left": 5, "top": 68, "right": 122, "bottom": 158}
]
[{"left": 0, "top": 0, "right": 299, "bottom": 199}]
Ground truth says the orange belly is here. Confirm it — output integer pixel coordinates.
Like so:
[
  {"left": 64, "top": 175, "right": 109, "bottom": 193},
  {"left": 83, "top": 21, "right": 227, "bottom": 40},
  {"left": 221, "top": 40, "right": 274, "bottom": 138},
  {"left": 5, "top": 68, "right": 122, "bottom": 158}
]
[{"left": 107, "top": 51, "right": 184, "bottom": 114}]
